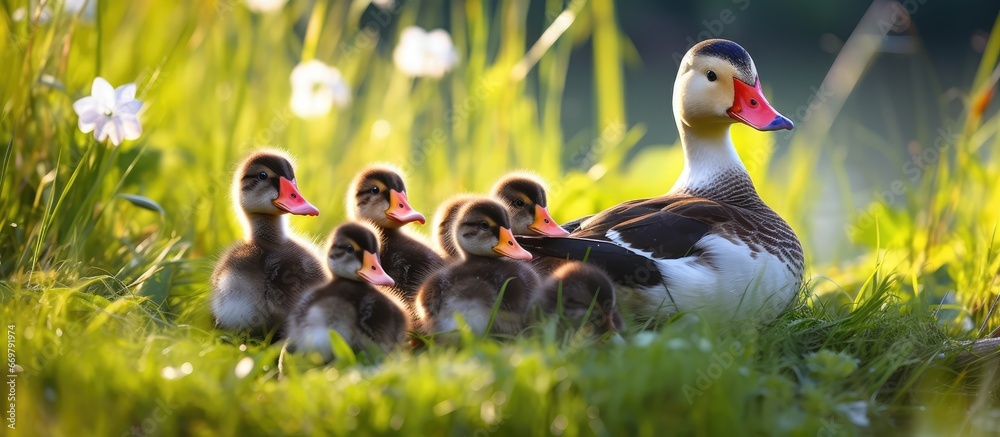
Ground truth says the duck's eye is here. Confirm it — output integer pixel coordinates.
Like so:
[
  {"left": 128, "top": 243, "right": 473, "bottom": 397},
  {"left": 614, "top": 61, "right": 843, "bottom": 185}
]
[
  {"left": 257, "top": 172, "right": 268, "bottom": 181},
  {"left": 706, "top": 70, "right": 717, "bottom": 82},
  {"left": 370, "top": 186, "right": 380, "bottom": 195},
  {"left": 345, "top": 245, "right": 355, "bottom": 254},
  {"left": 479, "top": 221, "right": 490, "bottom": 230},
  {"left": 514, "top": 199, "right": 525, "bottom": 208}
]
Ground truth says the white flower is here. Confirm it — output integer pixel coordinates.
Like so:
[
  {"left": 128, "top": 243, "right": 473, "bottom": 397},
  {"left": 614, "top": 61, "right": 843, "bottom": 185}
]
[
  {"left": 370, "top": 0, "right": 396, "bottom": 9},
  {"left": 72, "top": 77, "right": 143, "bottom": 146},
  {"left": 393, "top": 26, "right": 459, "bottom": 78},
  {"left": 289, "top": 60, "right": 351, "bottom": 118},
  {"left": 13, "top": 0, "right": 95, "bottom": 23},
  {"left": 245, "top": 0, "right": 288, "bottom": 13}
]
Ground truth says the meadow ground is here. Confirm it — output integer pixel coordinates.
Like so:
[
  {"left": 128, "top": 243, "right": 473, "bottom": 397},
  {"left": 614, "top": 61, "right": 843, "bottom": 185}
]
[{"left": 2, "top": 1, "right": 1000, "bottom": 435}]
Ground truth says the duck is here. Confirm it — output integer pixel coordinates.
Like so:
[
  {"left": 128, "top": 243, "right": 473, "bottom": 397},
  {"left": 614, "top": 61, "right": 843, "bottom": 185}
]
[
  {"left": 533, "top": 262, "right": 624, "bottom": 335},
  {"left": 518, "top": 39, "right": 804, "bottom": 322},
  {"left": 211, "top": 150, "right": 327, "bottom": 333},
  {"left": 348, "top": 165, "right": 444, "bottom": 302},
  {"left": 433, "top": 172, "right": 569, "bottom": 258},
  {"left": 416, "top": 198, "right": 540, "bottom": 336},
  {"left": 286, "top": 222, "right": 410, "bottom": 359}
]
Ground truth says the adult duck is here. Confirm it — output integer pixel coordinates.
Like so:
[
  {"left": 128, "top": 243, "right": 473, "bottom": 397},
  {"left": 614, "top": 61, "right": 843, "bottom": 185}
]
[
  {"left": 211, "top": 150, "right": 327, "bottom": 333},
  {"left": 519, "top": 39, "right": 804, "bottom": 321}
]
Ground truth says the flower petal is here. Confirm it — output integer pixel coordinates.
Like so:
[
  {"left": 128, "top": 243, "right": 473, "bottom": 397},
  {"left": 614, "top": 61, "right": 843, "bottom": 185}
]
[
  {"left": 91, "top": 77, "right": 116, "bottom": 109},
  {"left": 114, "top": 83, "right": 137, "bottom": 105},
  {"left": 117, "top": 114, "right": 143, "bottom": 141},
  {"left": 115, "top": 99, "right": 143, "bottom": 116},
  {"left": 73, "top": 96, "right": 98, "bottom": 117},
  {"left": 78, "top": 111, "right": 105, "bottom": 134}
]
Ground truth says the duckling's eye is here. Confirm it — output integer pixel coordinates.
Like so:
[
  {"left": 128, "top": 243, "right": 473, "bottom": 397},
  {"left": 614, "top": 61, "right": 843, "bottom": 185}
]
[
  {"left": 370, "top": 186, "right": 380, "bottom": 195},
  {"left": 706, "top": 70, "right": 717, "bottom": 82},
  {"left": 479, "top": 221, "right": 490, "bottom": 230},
  {"left": 514, "top": 199, "right": 525, "bottom": 208},
  {"left": 257, "top": 172, "right": 268, "bottom": 181},
  {"left": 345, "top": 245, "right": 355, "bottom": 254}
]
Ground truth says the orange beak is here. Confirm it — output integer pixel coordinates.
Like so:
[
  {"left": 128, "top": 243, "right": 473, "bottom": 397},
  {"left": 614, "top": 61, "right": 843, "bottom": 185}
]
[
  {"left": 273, "top": 177, "right": 320, "bottom": 216},
  {"left": 727, "top": 78, "right": 793, "bottom": 131},
  {"left": 357, "top": 251, "right": 395, "bottom": 286},
  {"left": 528, "top": 205, "right": 570, "bottom": 237},
  {"left": 492, "top": 226, "right": 533, "bottom": 261},
  {"left": 386, "top": 190, "right": 426, "bottom": 225}
]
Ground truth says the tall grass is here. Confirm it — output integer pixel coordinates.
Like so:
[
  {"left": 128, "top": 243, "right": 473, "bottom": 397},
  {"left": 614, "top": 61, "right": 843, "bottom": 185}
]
[{"left": 1, "top": 0, "right": 1000, "bottom": 435}]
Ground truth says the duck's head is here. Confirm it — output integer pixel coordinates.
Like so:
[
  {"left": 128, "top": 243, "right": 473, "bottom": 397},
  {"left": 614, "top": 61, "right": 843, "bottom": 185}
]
[
  {"left": 673, "top": 39, "right": 793, "bottom": 132},
  {"left": 235, "top": 151, "right": 319, "bottom": 216},
  {"left": 348, "top": 165, "right": 426, "bottom": 229},
  {"left": 549, "top": 263, "right": 622, "bottom": 334},
  {"left": 325, "top": 222, "right": 395, "bottom": 286},
  {"left": 453, "top": 199, "right": 533, "bottom": 261},
  {"left": 490, "top": 173, "right": 570, "bottom": 237}
]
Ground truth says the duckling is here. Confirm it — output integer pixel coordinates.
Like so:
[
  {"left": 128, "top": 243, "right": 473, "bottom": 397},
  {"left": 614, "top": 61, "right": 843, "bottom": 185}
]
[
  {"left": 434, "top": 173, "right": 569, "bottom": 258},
  {"left": 534, "top": 262, "right": 624, "bottom": 335},
  {"left": 416, "top": 198, "right": 540, "bottom": 336},
  {"left": 211, "top": 150, "right": 327, "bottom": 333},
  {"left": 286, "top": 222, "right": 410, "bottom": 359},
  {"left": 348, "top": 165, "right": 444, "bottom": 302}
]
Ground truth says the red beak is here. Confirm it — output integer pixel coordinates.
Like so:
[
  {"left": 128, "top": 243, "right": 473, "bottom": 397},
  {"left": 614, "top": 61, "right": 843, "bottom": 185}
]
[
  {"left": 727, "top": 78, "right": 793, "bottom": 131},
  {"left": 492, "top": 227, "right": 533, "bottom": 261},
  {"left": 529, "top": 205, "right": 570, "bottom": 237},
  {"left": 357, "top": 251, "right": 395, "bottom": 287},
  {"left": 386, "top": 190, "right": 426, "bottom": 225},
  {"left": 273, "top": 177, "right": 319, "bottom": 216}
]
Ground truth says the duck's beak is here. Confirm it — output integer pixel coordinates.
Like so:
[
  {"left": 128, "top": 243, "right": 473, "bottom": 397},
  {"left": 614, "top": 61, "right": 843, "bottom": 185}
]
[
  {"left": 493, "top": 226, "right": 533, "bottom": 261},
  {"left": 529, "top": 205, "right": 570, "bottom": 237},
  {"left": 386, "top": 190, "right": 426, "bottom": 225},
  {"left": 274, "top": 177, "right": 320, "bottom": 216},
  {"left": 357, "top": 251, "right": 395, "bottom": 286},
  {"left": 727, "top": 78, "right": 793, "bottom": 131}
]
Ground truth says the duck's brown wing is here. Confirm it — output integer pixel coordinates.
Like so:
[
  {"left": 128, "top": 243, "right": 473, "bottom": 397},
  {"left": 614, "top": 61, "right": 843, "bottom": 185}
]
[{"left": 519, "top": 196, "right": 733, "bottom": 285}]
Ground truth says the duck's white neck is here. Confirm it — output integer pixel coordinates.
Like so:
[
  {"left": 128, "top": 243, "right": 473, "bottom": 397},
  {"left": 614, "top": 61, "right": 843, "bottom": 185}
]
[
  {"left": 243, "top": 213, "right": 290, "bottom": 244},
  {"left": 669, "top": 123, "right": 748, "bottom": 194}
]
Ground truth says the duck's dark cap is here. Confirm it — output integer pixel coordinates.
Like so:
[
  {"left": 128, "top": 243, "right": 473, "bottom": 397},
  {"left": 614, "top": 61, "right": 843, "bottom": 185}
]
[{"left": 693, "top": 39, "right": 755, "bottom": 85}]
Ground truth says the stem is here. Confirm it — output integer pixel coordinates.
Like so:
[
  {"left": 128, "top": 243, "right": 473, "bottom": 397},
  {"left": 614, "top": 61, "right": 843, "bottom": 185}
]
[{"left": 301, "top": 0, "right": 329, "bottom": 62}]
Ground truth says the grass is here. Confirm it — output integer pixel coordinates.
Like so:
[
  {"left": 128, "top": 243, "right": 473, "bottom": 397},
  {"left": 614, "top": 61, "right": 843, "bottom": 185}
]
[{"left": 2, "top": 0, "right": 1000, "bottom": 435}]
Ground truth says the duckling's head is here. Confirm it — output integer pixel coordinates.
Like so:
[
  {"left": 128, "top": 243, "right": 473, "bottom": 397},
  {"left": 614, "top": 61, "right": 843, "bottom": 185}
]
[
  {"left": 325, "top": 222, "right": 395, "bottom": 286},
  {"left": 549, "top": 262, "right": 622, "bottom": 333},
  {"left": 235, "top": 151, "right": 319, "bottom": 216},
  {"left": 453, "top": 199, "right": 533, "bottom": 260},
  {"left": 673, "top": 39, "right": 792, "bottom": 133},
  {"left": 348, "top": 165, "right": 426, "bottom": 229},
  {"left": 489, "top": 172, "right": 570, "bottom": 237}
]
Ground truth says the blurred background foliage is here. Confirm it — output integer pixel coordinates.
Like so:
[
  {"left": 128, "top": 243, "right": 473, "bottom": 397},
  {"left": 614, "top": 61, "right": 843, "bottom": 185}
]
[{"left": 3, "top": 0, "right": 1000, "bottom": 434}]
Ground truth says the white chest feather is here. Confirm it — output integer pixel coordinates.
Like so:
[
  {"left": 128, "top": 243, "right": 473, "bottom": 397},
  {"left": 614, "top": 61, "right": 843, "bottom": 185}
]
[{"left": 607, "top": 231, "right": 800, "bottom": 321}]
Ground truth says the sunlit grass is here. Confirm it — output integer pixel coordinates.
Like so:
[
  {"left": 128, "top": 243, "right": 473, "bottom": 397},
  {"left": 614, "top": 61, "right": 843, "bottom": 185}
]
[{"left": 2, "top": 0, "right": 1000, "bottom": 435}]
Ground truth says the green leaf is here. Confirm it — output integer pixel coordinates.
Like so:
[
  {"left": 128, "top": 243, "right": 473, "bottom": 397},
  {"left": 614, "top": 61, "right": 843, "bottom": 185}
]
[{"left": 116, "top": 193, "right": 165, "bottom": 215}]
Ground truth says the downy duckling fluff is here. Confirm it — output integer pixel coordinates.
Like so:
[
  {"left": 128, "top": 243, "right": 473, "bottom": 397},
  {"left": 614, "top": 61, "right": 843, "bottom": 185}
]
[
  {"left": 348, "top": 165, "right": 444, "bottom": 302},
  {"left": 518, "top": 39, "right": 803, "bottom": 322},
  {"left": 416, "top": 198, "right": 540, "bottom": 336},
  {"left": 286, "top": 222, "right": 410, "bottom": 359},
  {"left": 534, "top": 262, "right": 624, "bottom": 335},
  {"left": 434, "top": 172, "right": 569, "bottom": 258},
  {"left": 211, "top": 150, "right": 326, "bottom": 333}
]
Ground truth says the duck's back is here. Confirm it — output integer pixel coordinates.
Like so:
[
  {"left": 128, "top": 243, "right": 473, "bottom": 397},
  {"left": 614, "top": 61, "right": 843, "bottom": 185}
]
[
  {"left": 380, "top": 229, "right": 445, "bottom": 301},
  {"left": 211, "top": 239, "right": 326, "bottom": 331}
]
